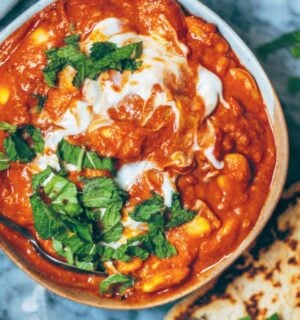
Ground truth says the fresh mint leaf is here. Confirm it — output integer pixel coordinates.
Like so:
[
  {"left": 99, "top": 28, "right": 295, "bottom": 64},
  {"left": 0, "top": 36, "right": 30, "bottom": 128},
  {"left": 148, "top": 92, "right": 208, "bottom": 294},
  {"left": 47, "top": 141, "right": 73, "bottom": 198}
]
[
  {"left": 238, "top": 317, "right": 252, "bottom": 320},
  {"left": 32, "top": 168, "right": 82, "bottom": 217},
  {"left": 58, "top": 139, "right": 115, "bottom": 172},
  {"left": 4, "top": 134, "right": 35, "bottom": 163},
  {"left": 32, "top": 94, "right": 47, "bottom": 111},
  {"left": 90, "top": 41, "right": 117, "bottom": 60},
  {"left": 23, "top": 125, "right": 45, "bottom": 154},
  {"left": 83, "top": 151, "right": 115, "bottom": 172},
  {"left": 148, "top": 225, "right": 177, "bottom": 259},
  {"left": 82, "top": 177, "right": 127, "bottom": 208},
  {"left": 99, "top": 274, "right": 134, "bottom": 294},
  {"left": 58, "top": 139, "right": 85, "bottom": 171},
  {"left": 43, "top": 35, "right": 143, "bottom": 88},
  {"left": 75, "top": 260, "right": 94, "bottom": 271},
  {"left": 64, "top": 34, "right": 80, "bottom": 46},
  {"left": 166, "top": 193, "right": 195, "bottom": 229},
  {"left": 101, "top": 202, "right": 123, "bottom": 243},
  {"left": 266, "top": 314, "right": 280, "bottom": 320},
  {"left": 32, "top": 166, "right": 53, "bottom": 190},
  {"left": 0, "top": 152, "right": 10, "bottom": 171},
  {"left": 0, "top": 121, "right": 17, "bottom": 133},
  {"left": 2, "top": 125, "right": 44, "bottom": 163},
  {"left": 130, "top": 193, "right": 165, "bottom": 222},
  {"left": 30, "top": 193, "right": 67, "bottom": 239}
]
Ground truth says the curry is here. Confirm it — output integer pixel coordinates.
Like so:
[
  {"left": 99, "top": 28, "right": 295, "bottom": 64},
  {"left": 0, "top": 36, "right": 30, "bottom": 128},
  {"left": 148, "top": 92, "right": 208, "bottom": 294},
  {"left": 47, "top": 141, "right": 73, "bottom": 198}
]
[{"left": 0, "top": 0, "right": 276, "bottom": 302}]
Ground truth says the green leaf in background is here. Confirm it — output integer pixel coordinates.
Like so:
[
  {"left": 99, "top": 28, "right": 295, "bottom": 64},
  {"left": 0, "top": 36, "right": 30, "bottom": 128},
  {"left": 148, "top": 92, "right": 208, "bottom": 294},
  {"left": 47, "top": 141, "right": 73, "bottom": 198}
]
[
  {"left": 99, "top": 274, "right": 134, "bottom": 294},
  {"left": 256, "top": 29, "right": 300, "bottom": 59},
  {"left": 288, "top": 77, "right": 300, "bottom": 94},
  {"left": 0, "top": 152, "right": 10, "bottom": 171}
]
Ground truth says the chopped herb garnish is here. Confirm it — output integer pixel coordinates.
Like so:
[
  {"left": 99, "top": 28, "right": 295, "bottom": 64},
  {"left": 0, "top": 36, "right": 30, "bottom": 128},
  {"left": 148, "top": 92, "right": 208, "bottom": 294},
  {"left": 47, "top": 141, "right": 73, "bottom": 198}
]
[
  {"left": 57, "top": 139, "right": 115, "bottom": 172},
  {"left": 238, "top": 314, "right": 280, "bottom": 320},
  {"left": 32, "top": 94, "right": 48, "bottom": 111},
  {"left": 43, "top": 34, "right": 143, "bottom": 88},
  {"left": 99, "top": 274, "right": 134, "bottom": 294},
  {"left": 0, "top": 124, "right": 44, "bottom": 164},
  {"left": 165, "top": 193, "right": 196, "bottom": 229}
]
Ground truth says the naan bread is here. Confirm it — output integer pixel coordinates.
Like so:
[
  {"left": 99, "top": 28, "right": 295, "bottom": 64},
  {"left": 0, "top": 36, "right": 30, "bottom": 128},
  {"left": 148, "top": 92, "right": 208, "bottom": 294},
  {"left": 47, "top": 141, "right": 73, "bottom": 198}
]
[{"left": 166, "top": 183, "right": 300, "bottom": 320}]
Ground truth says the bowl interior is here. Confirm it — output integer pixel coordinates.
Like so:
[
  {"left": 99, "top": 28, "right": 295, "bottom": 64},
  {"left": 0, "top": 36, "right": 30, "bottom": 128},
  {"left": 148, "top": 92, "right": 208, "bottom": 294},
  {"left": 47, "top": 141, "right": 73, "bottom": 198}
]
[{"left": 0, "top": 0, "right": 289, "bottom": 309}]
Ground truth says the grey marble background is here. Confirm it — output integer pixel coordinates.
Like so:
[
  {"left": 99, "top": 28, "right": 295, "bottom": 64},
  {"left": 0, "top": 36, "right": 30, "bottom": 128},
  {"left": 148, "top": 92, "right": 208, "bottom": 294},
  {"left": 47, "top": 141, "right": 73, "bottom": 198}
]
[{"left": 0, "top": 0, "right": 299, "bottom": 319}]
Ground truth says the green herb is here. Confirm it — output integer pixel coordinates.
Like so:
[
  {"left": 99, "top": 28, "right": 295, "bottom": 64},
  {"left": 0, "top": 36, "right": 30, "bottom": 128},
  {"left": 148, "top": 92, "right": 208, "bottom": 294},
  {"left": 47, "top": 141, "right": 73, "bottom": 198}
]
[
  {"left": 2, "top": 124, "right": 44, "bottom": 163},
  {"left": 99, "top": 274, "right": 134, "bottom": 294},
  {"left": 0, "top": 121, "right": 17, "bottom": 133},
  {"left": 166, "top": 193, "right": 195, "bottom": 229},
  {"left": 4, "top": 134, "right": 36, "bottom": 163},
  {"left": 32, "top": 168, "right": 82, "bottom": 217},
  {"left": 30, "top": 193, "right": 67, "bottom": 239},
  {"left": 100, "top": 202, "right": 124, "bottom": 243},
  {"left": 82, "top": 177, "right": 127, "bottom": 208},
  {"left": 22, "top": 125, "right": 45, "bottom": 154},
  {"left": 57, "top": 139, "right": 115, "bottom": 172},
  {"left": 43, "top": 33, "right": 143, "bottom": 88},
  {"left": 130, "top": 193, "right": 165, "bottom": 222},
  {"left": 129, "top": 193, "right": 177, "bottom": 259},
  {"left": 0, "top": 152, "right": 10, "bottom": 171},
  {"left": 32, "top": 94, "right": 48, "bottom": 111},
  {"left": 238, "top": 317, "right": 252, "bottom": 320},
  {"left": 266, "top": 314, "right": 280, "bottom": 320}
]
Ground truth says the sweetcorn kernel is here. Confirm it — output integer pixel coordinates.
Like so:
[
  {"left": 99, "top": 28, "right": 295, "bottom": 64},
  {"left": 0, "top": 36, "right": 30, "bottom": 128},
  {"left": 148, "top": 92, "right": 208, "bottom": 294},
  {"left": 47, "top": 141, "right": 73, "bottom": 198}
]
[
  {"left": 0, "top": 87, "right": 10, "bottom": 105},
  {"left": 184, "top": 215, "right": 211, "bottom": 238},
  {"left": 30, "top": 27, "right": 50, "bottom": 45}
]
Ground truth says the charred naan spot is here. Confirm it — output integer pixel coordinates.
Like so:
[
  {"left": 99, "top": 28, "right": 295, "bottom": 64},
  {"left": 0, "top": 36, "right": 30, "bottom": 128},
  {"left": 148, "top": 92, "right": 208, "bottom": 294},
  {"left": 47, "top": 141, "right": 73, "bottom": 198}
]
[{"left": 245, "top": 292, "right": 264, "bottom": 319}]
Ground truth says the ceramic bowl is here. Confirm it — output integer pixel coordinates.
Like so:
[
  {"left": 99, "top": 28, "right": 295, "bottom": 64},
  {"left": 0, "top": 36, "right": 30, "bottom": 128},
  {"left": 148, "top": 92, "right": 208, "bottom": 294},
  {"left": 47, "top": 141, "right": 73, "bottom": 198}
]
[{"left": 0, "top": 0, "right": 289, "bottom": 309}]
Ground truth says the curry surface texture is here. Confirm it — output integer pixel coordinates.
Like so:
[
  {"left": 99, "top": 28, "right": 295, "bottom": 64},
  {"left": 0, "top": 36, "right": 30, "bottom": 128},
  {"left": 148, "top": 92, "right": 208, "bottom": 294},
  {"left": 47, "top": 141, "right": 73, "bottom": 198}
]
[{"left": 0, "top": 0, "right": 275, "bottom": 302}]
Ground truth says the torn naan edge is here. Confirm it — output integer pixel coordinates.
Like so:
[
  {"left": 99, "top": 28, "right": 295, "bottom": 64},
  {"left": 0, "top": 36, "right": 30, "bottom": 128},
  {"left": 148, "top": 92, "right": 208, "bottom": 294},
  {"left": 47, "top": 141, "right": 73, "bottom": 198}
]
[{"left": 166, "top": 183, "right": 300, "bottom": 320}]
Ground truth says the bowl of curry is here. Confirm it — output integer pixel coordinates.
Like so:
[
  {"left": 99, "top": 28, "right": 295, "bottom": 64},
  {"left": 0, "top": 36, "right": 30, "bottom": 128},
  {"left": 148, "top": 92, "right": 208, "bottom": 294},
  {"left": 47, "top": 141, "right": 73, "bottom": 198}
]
[{"left": 0, "top": 0, "right": 288, "bottom": 309}]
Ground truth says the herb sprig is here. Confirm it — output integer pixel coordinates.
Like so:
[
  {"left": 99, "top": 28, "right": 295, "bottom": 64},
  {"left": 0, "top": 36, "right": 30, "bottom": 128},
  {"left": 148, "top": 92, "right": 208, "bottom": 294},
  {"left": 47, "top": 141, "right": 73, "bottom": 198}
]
[{"left": 43, "top": 34, "right": 143, "bottom": 88}]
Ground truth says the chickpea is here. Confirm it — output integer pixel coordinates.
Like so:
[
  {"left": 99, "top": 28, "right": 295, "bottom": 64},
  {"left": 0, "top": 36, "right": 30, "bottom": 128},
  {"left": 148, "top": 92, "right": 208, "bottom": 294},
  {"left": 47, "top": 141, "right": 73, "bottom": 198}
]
[
  {"left": 224, "top": 153, "right": 251, "bottom": 183},
  {"left": 116, "top": 257, "right": 143, "bottom": 275},
  {"left": 141, "top": 267, "right": 190, "bottom": 293}
]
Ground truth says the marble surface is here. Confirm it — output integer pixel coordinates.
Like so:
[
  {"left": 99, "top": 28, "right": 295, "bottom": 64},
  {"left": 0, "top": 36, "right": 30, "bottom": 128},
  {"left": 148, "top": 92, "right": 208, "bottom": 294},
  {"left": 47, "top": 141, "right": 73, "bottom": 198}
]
[{"left": 0, "top": 0, "right": 300, "bottom": 319}]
